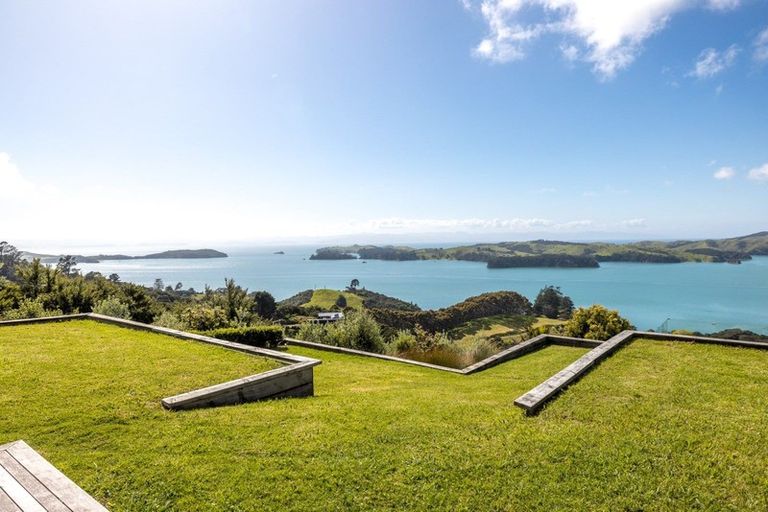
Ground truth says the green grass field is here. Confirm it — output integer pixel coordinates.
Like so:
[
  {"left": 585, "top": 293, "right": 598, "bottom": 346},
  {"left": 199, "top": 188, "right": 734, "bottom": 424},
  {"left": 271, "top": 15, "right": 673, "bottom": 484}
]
[
  {"left": 2, "top": 320, "right": 768, "bottom": 511},
  {"left": 301, "top": 288, "right": 364, "bottom": 310}
]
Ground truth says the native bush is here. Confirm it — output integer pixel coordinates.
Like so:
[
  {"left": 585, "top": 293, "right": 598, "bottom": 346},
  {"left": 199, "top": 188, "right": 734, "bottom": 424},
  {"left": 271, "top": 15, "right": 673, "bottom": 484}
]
[
  {"left": 2, "top": 298, "right": 63, "bottom": 320},
  {"left": 204, "top": 326, "right": 283, "bottom": 349},
  {"left": 92, "top": 296, "right": 132, "bottom": 319},
  {"left": 563, "top": 304, "right": 633, "bottom": 340}
]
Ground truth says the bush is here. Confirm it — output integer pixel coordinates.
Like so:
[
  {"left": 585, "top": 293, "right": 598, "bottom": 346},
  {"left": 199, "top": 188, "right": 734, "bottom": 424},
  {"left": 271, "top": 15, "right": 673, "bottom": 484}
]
[
  {"left": 2, "top": 298, "right": 63, "bottom": 320},
  {"left": 153, "top": 311, "right": 185, "bottom": 330},
  {"left": 563, "top": 304, "right": 634, "bottom": 340},
  {"left": 180, "top": 304, "right": 229, "bottom": 331},
  {"left": 296, "top": 311, "right": 385, "bottom": 353},
  {"left": 92, "top": 296, "right": 131, "bottom": 319},
  {"left": 203, "top": 325, "right": 284, "bottom": 349}
]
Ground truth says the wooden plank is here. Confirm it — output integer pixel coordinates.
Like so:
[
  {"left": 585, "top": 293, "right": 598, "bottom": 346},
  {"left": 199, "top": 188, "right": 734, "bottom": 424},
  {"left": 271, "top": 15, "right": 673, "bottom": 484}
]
[
  {"left": 161, "top": 362, "right": 317, "bottom": 411},
  {"left": 0, "top": 487, "right": 22, "bottom": 512},
  {"left": 514, "top": 330, "right": 634, "bottom": 415},
  {"left": 462, "top": 335, "right": 549, "bottom": 374},
  {"left": 0, "top": 464, "right": 46, "bottom": 512},
  {"left": 6, "top": 442, "right": 108, "bottom": 512},
  {"left": 0, "top": 451, "right": 70, "bottom": 512}
]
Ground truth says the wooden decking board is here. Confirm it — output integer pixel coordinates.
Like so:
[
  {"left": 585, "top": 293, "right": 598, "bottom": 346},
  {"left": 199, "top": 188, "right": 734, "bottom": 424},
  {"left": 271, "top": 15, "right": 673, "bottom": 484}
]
[
  {"left": 0, "top": 464, "right": 46, "bottom": 512},
  {"left": 0, "top": 487, "right": 22, "bottom": 512},
  {"left": 0, "top": 452, "right": 70, "bottom": 512},
  {"left": 0, "top": 441, "right": 107, "bottom": 512}
]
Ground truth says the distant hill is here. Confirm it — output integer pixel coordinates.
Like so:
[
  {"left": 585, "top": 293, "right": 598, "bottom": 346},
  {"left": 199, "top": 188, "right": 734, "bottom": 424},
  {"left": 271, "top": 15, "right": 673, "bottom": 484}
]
[
  {"left": 279, "top": 288, "right": 420, "bottom": 312},
  {"left": 309, "top": 232, "right": 768, "bottom": 268},
  {"left": 21, "top": 248, "right": 227, "bottom": 264}
]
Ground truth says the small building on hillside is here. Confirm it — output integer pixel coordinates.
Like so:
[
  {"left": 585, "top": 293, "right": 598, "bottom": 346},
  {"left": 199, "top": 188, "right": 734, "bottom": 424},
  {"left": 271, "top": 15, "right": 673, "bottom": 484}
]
[{"left": 317, "top": 312, "right": 344, "bottom": 322}]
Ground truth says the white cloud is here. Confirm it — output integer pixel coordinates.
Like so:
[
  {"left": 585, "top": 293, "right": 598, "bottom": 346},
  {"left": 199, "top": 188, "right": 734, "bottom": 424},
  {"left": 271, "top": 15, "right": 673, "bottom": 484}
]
[
  {"left": 690, "top": 45, "right": 739, "bottom": 78},
  {"left": 707, "top": 0, "right": 740, "bottom": 10},
  {"left": 754, "top": 26, "right": 768, "bottom": 63},
  {"left": 621, "top": 218, "right": 646, "bottom": 228},
  {"left": 713, "top": 166, "right": 735, "bottom": 180},
  {"left": 469, "top": 1, "right": 738, "bottom": 79},
  {"left": 748, "top": 163, "right": 768, "bottom": 182},
  {"left": 0, "top": 152, "right": 37, "bottom": 199}
]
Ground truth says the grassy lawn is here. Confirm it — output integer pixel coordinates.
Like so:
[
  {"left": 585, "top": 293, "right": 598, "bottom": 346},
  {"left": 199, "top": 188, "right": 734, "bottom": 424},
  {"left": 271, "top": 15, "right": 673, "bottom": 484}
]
[
  {"left": 301, "top": 288, "right": 364, "bottom": 311},
  {"left": 2, "top": 322, "right": 768, "bottom": 511}
]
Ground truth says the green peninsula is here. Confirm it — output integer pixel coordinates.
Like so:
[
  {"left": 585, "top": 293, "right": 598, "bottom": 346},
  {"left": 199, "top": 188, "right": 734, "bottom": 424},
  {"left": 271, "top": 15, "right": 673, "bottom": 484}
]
[{"left": 310, "top": 231, "right": 768, "bottom": 268}]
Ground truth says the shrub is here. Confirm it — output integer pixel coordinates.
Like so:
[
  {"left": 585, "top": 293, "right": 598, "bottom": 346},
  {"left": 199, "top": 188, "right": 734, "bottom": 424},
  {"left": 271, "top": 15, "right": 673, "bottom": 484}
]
[
  {"left": 329, "top": 310, "right": 385, "bottom": 353},
  {"left": 296, "top": 311, "right": 385, "bottom": 353},
  {"left": 154, "top": 311, "right": 185, "bottom": 330},
  {"left": 2, "top": 298, "right": 63, "bottom": 320},
  {"left": 563, "top": 305, "right": 634, "bottom": 340},
  {"left": 92, "top": 296, "right": 131, "bottom": 319},
  {"left": 180, "top": 304, "right": 229, "bottom": 331},
  {"left": 203, "top": 326, "right": 284, "bottom": 349}
]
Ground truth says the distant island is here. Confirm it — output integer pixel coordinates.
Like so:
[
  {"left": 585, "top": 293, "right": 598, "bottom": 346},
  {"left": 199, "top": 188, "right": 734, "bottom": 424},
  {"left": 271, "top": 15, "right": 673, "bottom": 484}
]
[
  {"left": 22, "top": 249, "right": 228, "bottom": 264},
  {"left": 309, "top": 231, "right": 768, "bottom": 268}
]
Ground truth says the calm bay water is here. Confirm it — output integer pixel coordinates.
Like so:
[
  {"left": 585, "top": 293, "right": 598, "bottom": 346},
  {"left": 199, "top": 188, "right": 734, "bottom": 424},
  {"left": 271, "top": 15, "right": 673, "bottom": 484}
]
[{"left": 78, "top": 247, "right": 768, "bottom": 333}]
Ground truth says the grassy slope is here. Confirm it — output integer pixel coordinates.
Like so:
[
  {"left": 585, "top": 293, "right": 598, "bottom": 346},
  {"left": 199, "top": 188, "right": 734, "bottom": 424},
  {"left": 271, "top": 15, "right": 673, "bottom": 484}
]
[
  {"left": 301, "top": 288, "right": 364, "bottom": 310},
  {"left": 3, "top": 323, "right": 768, "bottom": 510}
]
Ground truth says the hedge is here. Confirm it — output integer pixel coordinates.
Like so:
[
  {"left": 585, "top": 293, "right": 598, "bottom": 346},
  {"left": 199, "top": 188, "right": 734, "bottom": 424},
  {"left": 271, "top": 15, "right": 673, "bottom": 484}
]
[{"left": 202, "top": 326, "right": 284, "bottom": 349}]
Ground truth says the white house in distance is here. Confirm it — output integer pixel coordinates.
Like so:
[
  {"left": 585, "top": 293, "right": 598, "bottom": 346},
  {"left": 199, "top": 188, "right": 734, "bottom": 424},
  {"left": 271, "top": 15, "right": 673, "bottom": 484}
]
[{"left": 317, "top": 312, "right": 344, "bottom": 322}]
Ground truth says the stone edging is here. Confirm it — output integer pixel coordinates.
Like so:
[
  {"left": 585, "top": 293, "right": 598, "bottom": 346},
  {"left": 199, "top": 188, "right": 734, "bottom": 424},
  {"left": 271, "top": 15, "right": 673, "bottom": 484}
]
[
  {"left": 514, "top": 330, "right": 768, "bottom": 415},
  {"left": 0, "top": 313, "right": 321, "bottom": 411}
]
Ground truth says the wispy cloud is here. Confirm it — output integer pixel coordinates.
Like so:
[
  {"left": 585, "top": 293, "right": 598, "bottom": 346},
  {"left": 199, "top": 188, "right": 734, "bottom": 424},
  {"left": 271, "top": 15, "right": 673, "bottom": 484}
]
[
  {"left": 754, "top": 26, "right": 768, "bottom": 63},
  {"left": 353, "top": 217, "right": 644, "bottom": 234},
  {"left": 748, "top": 163, "right": 768, "bottom": 182},
  {"left": 706, "top": 0, "right": 740, "bottom": 11},
  {"left": 713, "top": 166, "right": 735, "bottom": 180},
  {"left": 690, "top": 45, "right": 739, "bottom": 79},
  {"left": 467, "top": 1, "right": 740, "bottom": 80}
]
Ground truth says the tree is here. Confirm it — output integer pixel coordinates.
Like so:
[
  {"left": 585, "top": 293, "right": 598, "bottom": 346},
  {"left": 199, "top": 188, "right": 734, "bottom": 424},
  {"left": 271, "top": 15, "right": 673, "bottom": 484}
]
[
  {"left": 56, "top": 255, "right": 79, "bottom": 277},
  {"left": 335, "top": 294, "right": 347, "bottom": 309},
  {"left": 223, "top": 278, "right": 249, "bottom": 321},
  {"left": 349, "top": 278, "right": 360, "bottom": 290},
  {"left": 153, "top": 278, "right": 165, "bottom": 292},
  {"left": 533, "top": 286, "right": 574, "bottom": 319},
  {"left": 18, "top": 258, "right": 44, "bottom": 298},
  {"left": 562, "top": 305, "right": 633, "bottom": 341},
  {"left": 108, "top": 273, "right": 121, "bottom": 283},
  {"left": 250, "top": 291, "right": 276, "bottom": 319},
  {"left": 121, "top": 283, "right": 156, "bottom": 323},
  {"left": 175, "top": 282, "right": 183, "bottom": 291},
  {"left": 0, "top": 242, "right": 21, "bottom": 279}
]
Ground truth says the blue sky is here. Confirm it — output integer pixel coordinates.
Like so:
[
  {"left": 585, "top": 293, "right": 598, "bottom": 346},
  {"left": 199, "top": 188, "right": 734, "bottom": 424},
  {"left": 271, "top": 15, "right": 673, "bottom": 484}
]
[{"left": 1, "top": 0, "right": 767, "bottom": 250}]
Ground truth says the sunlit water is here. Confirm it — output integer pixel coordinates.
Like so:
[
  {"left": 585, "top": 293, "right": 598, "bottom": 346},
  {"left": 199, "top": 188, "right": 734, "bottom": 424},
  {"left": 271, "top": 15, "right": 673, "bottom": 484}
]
[{"left": 78, "top": 247, "right": 768, "bottom": 333}]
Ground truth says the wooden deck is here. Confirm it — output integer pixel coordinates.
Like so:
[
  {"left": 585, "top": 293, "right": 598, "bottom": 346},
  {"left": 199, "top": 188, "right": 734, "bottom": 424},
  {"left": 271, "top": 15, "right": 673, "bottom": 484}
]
[{"left": 0, "top": 441, "right": 107, "bottom": 512}]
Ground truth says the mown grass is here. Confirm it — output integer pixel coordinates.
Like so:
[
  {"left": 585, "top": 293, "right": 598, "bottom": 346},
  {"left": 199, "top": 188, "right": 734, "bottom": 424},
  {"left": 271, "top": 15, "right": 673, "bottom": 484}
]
[
  {"left": 2, "top": 322, "right": 768, "bottom": 511},
  {"left": 301, "top": 288, "right": 364, "bottom": 311}
]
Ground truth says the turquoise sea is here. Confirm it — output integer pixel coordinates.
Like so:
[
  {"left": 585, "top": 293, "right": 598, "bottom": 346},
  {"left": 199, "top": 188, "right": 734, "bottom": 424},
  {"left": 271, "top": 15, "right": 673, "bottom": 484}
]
[{"left": 78, "top": 247, "right": 768, "bottom": 333}]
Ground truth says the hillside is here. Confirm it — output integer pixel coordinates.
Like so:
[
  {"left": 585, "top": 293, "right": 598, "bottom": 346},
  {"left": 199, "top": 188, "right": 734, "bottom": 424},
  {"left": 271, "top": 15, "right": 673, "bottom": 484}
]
[
  {"left": 21, "top": 248, "right": 228, "bottom": 264},
  {"left": 310, "top": 231, "right": 768, "bottom": 267},
  {"left": 279, "top": 288, "right": 421, "bottom": 312}
]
